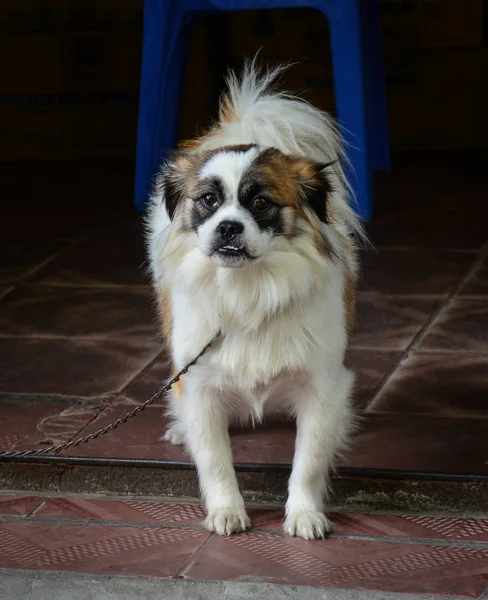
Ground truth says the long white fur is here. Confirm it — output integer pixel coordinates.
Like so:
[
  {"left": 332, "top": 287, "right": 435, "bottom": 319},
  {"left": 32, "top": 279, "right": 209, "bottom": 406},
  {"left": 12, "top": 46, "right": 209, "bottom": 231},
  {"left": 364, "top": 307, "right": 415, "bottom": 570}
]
[{"left": 147, "top": 61, "right": 359, "bottom": 540}]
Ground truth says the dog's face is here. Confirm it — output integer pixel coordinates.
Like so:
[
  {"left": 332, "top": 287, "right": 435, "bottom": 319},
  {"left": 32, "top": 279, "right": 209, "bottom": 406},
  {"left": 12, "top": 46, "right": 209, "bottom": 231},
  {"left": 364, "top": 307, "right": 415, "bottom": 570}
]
[{"left": 159, "top": 144, "right": 333, "bottom": 268}]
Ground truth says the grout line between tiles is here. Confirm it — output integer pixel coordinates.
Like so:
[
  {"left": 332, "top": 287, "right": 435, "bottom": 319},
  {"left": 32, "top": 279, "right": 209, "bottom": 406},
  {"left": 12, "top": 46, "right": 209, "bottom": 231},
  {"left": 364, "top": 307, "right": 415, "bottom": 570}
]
[
  {"left": 15, "top": 238, "right": 80, "bottom": 285},
  {"left": 479, "top": 581, "right": 488, "bottom": 599},
  {"left": 174, "top": 532, "right": 214, "bottom": 578},
  {"left": 365, "top": 243, "right": 488, "bottom": 412},
  {"left": 46, "top": 347, "right": 165, "bottom": 446},
  {"left": 26, "top": 499, "right": 46, "bottom": 518},
  {"left": 117, "top": 350, "right": 166, "bottom": 396}
]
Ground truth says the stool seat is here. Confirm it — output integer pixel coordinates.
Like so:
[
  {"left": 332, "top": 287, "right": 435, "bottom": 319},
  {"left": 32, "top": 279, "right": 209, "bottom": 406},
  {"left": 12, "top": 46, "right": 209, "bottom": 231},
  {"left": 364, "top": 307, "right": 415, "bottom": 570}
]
[{"left": 135, "top": 0, "right": 390, "bottom": 220}]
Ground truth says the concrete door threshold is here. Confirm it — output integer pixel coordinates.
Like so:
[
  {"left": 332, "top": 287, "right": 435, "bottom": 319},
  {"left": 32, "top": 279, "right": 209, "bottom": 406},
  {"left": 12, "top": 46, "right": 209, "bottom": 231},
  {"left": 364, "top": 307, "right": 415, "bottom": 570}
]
[{"left": 0, "top": 570, "right": 478, "bottom": 600}]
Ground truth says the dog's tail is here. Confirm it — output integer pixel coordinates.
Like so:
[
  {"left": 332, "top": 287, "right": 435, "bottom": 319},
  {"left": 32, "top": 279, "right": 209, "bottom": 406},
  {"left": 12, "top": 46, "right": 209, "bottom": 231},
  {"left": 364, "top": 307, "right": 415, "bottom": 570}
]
[{"left": 195, "top": 58, "right": 363, "bottom": 237}]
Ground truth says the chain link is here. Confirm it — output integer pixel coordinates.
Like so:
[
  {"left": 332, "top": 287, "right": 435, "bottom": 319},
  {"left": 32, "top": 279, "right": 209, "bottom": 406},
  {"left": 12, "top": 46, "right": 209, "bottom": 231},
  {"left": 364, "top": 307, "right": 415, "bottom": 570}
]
[{"left": 0, "top": 331, "right": 221, "bottom": 459}]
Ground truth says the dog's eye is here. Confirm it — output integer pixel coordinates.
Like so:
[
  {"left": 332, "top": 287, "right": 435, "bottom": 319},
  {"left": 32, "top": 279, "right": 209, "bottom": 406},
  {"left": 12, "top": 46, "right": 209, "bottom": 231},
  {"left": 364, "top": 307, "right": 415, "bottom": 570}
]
[
  {"left": 200, "top": 193, "right": 219, "bottom": 209},
  {"left": 253, "top": 197, "right": 271, "bottom": 211}
]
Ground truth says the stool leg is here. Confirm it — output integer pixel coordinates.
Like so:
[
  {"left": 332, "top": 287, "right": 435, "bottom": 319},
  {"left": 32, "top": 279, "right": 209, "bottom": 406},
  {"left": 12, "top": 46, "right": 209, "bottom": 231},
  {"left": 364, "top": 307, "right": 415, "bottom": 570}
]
[
  {"left": 324, "top": 0, "right": 372, "bottom": 220},
  {"left": 135, "top": 3, "right": 191, "bottom": 212},
  {"left": 362, "top": 0, "right": 390, "bottom": 172}
]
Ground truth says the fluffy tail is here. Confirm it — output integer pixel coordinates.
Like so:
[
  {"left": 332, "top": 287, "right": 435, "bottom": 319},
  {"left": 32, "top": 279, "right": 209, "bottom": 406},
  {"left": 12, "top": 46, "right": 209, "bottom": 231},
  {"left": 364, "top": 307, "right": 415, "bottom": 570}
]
[{"left": 195, "top": 59, "right": 363, "bottom": 237}]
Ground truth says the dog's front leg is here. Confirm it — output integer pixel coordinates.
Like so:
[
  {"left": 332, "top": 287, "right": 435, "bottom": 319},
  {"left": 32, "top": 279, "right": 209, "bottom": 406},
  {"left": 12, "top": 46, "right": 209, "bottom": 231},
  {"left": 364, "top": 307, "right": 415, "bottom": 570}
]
[
  {"left": 285, "top": 367, "right": 354, "bottom": 540},
  {"left": 180, "top": 383, "right": 250, "bottom": 536}
]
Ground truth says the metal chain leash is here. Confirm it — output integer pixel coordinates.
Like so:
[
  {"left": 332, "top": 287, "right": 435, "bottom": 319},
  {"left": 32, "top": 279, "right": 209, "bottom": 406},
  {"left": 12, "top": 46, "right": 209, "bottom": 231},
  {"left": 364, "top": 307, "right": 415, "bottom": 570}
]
[{"left": 0, "top": 331, "right": 221, "bottom": 459}]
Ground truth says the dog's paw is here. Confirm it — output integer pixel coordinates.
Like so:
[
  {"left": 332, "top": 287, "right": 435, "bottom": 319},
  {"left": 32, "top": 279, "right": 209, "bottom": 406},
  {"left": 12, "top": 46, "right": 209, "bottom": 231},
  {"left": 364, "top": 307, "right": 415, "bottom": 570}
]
[
  {"left": 205, "top": 507, "right": 251, "bottom": 536},
  {"left": 284, "top": 510, "right": 331, "bottom": 540},
  {"left": 161, "top": 427, "right": 184, "bottom": 446}
]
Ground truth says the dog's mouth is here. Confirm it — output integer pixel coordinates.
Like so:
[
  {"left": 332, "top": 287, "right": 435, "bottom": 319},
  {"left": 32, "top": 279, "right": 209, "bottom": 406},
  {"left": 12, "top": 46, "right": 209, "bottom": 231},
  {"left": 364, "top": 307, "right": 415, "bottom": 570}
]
[{"left": 216, "top": 244, "right": 251, "bottom": 258}]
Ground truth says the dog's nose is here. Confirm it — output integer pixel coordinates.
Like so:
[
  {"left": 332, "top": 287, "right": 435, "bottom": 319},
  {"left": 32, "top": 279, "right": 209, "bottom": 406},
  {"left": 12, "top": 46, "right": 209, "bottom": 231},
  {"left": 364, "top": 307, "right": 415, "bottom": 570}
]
[{"left": 217, "top": 220, "right": 244, "bottom": 242}]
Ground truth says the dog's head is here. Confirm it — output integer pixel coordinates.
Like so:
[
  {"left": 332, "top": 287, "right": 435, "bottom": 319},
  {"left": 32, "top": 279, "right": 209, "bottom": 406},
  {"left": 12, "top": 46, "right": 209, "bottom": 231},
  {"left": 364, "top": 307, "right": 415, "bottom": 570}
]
[{"left": 158, "top": 144, "right": 335, "bottom": 268}]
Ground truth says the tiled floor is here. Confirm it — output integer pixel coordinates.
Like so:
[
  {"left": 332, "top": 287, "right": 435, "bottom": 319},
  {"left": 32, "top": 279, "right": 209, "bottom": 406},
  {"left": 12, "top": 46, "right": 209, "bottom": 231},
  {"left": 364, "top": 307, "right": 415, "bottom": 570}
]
[
  {"left": 0, "top": 153, "right": 488, "bottom": 475},
  {"left": 1, "top": 492, "right": 488, "bottom": 596}
]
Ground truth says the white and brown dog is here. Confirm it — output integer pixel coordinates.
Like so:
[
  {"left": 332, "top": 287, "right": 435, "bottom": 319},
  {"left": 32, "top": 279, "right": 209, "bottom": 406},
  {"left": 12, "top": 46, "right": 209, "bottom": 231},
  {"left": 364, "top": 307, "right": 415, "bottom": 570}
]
[{"left": 146, "top": 61, "right": 363, "bottom": 540}]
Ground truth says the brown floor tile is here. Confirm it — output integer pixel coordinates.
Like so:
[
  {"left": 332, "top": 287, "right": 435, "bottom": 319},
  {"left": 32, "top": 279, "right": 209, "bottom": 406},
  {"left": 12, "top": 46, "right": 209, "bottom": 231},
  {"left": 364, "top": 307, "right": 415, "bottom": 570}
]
[
  {"left": 62, "top": 409, "right": 488, "bottom": 475},
  {"left": 61, "top": 405, "right": 296, "bottom": 463},
  {"left": 345, "top": 350, "right": 401, "bottom": 409},
  {"left": 461, "top": 256, "right": 488, "bottom": 296},
  {"left": 370, "top": 352, "right": 488, "bottom": 418},
  {"left": 0, "top": 521, "right": 209, "bottom": 577},
  {"left": 0, "top": 286, "right": 156, "bottom": 341},
  {"left": 359, "top": 249, "right": 474, "bottom": 295},
  {"left": 181, "top": 531, "right": 488, "bottom": 595},
  {"left": 0, "top": 338, "right": 159, "bottom": 397},
  {"left": 0, "top": 400, "right": 97, "bottom": 453},
  {"left": 343, "top": 414, "right": 488, "bottom": 475},
  {"left": 330, "top": 512, "right": 488, "bottom": 543},
  {"left": 29, "top": 231, "right": 148, "bottom": 287},
  {"left": 30, "top": 246, "right": 148, "bottom": 288},
  {"left": 32, "top": 497, "right": 207, "bottom": 526},
  {"left": 368, "top": 153, "right": 488, "bottom": 250},
  {"left": 61, "top": 406, "right": 184, "bottom": 460},
  {"left": 0, "top": 495, "right": 44, "bottom": 517},
  {"left": 0, "top": 286, "right": 12, "bottom": 300},
  {"left": 0, "top": 240, "right": 65, "bottom": 283},
  {"left": 419, "top": 299, "right": 488, "bottom": 353},
  {"left": 351, "top": 294, "right": 439, "bottom": 350},
  {"left": 0, "top": 211, "right": 96, "bottom": 239}
]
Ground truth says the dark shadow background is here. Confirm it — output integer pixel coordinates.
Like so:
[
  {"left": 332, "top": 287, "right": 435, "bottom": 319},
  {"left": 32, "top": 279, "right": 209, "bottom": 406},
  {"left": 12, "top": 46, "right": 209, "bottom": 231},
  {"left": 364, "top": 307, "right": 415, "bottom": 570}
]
[{"left": 1, "top": 2, "right": 487, "bottom": 219}]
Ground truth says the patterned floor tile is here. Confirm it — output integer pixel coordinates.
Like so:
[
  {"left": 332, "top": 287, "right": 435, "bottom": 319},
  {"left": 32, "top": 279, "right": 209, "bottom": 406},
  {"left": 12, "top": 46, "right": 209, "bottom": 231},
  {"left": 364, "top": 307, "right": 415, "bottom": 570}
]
[
  {"left": 32, "top": 497, "right": 206, "bottom": 526},
  {"left": 360, "top": 249, "right": 474, "bottom": 295},
  {"left": 0, "top": 521, "right": 209, "bottom": 577},
  {"left": 0, "top": 495, "right": 44, "bottom": 517},
  {"left": 351, "top": 294, "right": 439, "bottom": 350},
  {"left": 0, "top": 338, "right": 159, "bottom": 397},
  {"left": 371, "top": 352, "right": 488, "bottom": 418},
  {"left": 331, "top": 513, "right": 488, "bottom": 543},
  {"left": 419, "top": 299, "right": 488, "bottom": 353},
  {"left": 181, "top": 532, "right": 488, "bottom": 596},
  {"left": 0, "top": 400, "right": 97, "bottom": 453},
  {"left": 0, "top": 286, "right": 156, "bottom": 341}
]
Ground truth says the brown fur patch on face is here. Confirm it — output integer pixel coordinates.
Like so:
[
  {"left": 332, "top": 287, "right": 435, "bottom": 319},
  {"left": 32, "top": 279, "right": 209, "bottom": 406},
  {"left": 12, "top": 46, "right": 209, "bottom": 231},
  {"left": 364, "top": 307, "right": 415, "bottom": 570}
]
[
  {"left": 251, "top": 148, "right": 332, "bottom": 254},
  {"left": 159, "top": 145, "right": 259, "bottom": 223},
  {"left": 156, "top": 152, "right": 208, "bottom": 221}
]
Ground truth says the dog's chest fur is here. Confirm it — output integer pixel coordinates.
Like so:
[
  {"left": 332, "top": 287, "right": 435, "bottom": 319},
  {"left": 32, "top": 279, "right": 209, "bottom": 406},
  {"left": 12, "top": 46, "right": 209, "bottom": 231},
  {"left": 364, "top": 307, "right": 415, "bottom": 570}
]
[{"left": 170, "top": 258, "right": 347, "bottom": 389}]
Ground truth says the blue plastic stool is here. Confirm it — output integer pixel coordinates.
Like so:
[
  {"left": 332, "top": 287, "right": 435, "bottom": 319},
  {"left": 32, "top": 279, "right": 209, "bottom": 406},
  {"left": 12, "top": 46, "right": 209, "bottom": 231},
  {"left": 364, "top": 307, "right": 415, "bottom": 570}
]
[{"left": 134, "top": 0, "right": 390, "bottom": 220}]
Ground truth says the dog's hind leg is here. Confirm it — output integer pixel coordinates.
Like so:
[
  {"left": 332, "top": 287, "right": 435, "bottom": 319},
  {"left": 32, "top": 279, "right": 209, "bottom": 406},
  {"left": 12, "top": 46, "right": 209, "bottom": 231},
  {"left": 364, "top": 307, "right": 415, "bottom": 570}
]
[{"left": 285, "top": 366, "right": 355, "bottom": 540}]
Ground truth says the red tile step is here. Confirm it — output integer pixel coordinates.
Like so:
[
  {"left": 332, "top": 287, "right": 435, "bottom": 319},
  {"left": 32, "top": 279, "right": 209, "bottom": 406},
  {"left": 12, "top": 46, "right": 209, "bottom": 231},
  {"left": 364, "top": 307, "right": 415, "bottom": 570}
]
[{"left": 1, "top": 493, "right": 488, "bottom": 597}]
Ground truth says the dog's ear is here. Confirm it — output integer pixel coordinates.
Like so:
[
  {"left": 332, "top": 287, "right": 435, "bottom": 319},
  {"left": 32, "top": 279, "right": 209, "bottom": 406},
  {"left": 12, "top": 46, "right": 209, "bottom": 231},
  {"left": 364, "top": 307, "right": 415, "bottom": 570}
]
[
  {"left": 155, "top": 152, "right": 195, "bottom": 221},
  {"left": 289, "top": 158, "right": 337, "bottom": 224}
]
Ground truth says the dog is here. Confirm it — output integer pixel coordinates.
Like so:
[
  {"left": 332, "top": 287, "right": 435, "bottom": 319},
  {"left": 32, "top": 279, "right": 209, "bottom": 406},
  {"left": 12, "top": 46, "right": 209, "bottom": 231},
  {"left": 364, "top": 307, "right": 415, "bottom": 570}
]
[{"left": 146, "top": 61, "right": 363, "bottom": 540}]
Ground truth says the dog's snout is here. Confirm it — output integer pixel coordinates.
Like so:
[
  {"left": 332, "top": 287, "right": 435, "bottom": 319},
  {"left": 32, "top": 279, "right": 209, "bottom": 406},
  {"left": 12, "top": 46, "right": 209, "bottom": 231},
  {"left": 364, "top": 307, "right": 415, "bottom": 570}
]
[{"left": 217, "top": 220, "right": 244, "bottom": 242}]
